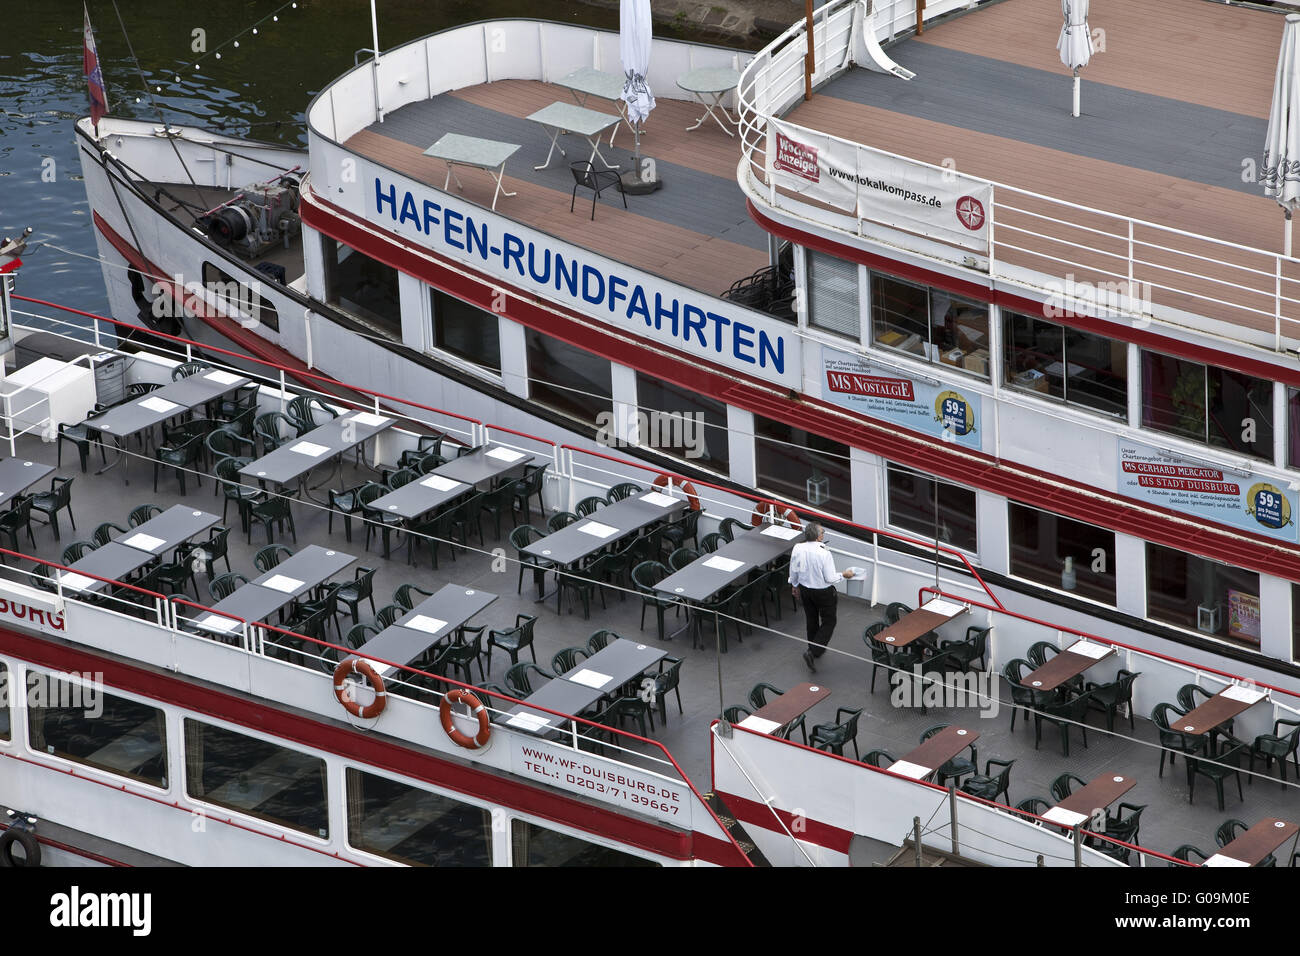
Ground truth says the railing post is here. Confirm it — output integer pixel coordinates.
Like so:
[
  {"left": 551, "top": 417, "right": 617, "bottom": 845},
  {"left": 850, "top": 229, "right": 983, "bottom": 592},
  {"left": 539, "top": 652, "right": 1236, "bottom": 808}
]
[
  {"left": 912, "top": 816, "right": 923, "bottom": 867},
  {"left": 1276, "top": 254, "right": 1283, "bottom": 352},
  {"left": 985, "top": 185, "right": 996, "bottom": 277},
  {"left": 948, "top": 785, "right": 959, "bottom": 856},
  {"left": 279, "top": 369, "right": 287, "bottom": 412},
  {"left": 1073, "top": 823, "right": 1083, "bottom": 867}
]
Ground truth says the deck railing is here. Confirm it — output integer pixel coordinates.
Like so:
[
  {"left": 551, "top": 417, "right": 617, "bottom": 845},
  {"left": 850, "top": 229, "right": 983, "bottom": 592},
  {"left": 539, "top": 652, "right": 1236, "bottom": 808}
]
[{"left": 735, "top": 0, "right": 1300, "bottom": 355}]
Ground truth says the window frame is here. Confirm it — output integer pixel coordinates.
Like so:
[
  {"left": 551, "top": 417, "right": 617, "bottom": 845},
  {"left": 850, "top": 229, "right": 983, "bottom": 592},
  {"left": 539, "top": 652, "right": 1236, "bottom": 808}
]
[
  {"left": 884, "top": 462, "right": 979, "bottom": 554},
  {"left": 201, "top": 261, "right": 280, "bottom": 332}
]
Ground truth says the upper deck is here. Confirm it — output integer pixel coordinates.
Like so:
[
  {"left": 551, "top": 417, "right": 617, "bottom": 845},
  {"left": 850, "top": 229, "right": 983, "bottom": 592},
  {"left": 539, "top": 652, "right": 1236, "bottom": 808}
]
[
  {"left": 2, "top": 295, "right": 1300, "bottom": 865},
  {"left": 738, "top": 0, "right": 1300, "bottom": 355}
]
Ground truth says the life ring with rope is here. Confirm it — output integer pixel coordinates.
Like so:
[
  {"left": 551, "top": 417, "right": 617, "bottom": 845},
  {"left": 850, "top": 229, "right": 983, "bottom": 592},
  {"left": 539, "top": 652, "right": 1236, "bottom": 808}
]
[
  {"left": 750, "top": 499, "right": 802, "bottom": 529},
  {"left": 440, "top": 689, "right": 492, "bottom": 750},
  {"left": 333, "top": 658, "right": 387, "bottom": 719},
  {"left": 652, "top": 473, "right": 700, "bottom": 510}
]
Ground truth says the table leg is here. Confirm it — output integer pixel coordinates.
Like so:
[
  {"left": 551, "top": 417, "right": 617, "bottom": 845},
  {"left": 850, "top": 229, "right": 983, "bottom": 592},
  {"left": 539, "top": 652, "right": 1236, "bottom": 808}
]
[
  {"left": 587, "top": 135, "right": 620, "bottom": 171},
  {"left": 534, "top": 126, "right": 567, "bottom": 170},
  {"left": 443, "top": 162, "right": 464, "bottom": 192},
  {"left": 686, "top": 92, "right": 736, "bottom": 137},
  {"left": 489, "top": 164, "right": 517, "bottom": 211}
]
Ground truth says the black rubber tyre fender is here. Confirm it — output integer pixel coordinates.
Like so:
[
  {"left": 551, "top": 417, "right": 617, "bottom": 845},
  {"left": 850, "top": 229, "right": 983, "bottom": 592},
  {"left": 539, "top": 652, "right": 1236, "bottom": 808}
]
[{"left": 0, "top": 827, "right": 41, "bottom": 867}]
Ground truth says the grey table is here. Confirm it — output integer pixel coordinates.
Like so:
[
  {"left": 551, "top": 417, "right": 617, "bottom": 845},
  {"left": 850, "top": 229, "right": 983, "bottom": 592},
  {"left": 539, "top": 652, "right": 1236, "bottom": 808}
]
[
  {"left": 0, "top": 458, "right": 54, "bottom": 506},
  {"left": 424, "top": 133, "right": 520, "bottom": 211},
  {"left": 557, "top": 67, "right": 631, "bottom": 145},
  {"left": 355, "top": 584, "right": 498, "bottom": 678},
  {"left": 58, "top": 542, "right": 156, "bottom": 595},
  {"left": 526, "top": 101, "right": 622, "bottom": 171},
  {"left": 434, "top": 444, "right": 534, "bottom": 487},
  {"left": 240, "top": 410, "right": 393, "bottom": 487},
  {"left": 367, "top": 471, "right": 471, "bottom": 522},
  {"left": 192, "top": 584, "right": 293, "bottom": 636},
  {"left": 249, "top": 545, "right": 355, "bottom": 599},
  {"left": 522, "top": 490, "right": 686, "bottom": 567},
  {"left": 116, "top": 504, "right": 219, "bottom": 556},
  {"left": 564, "top": 637, "right": 667, "bottom": 695},
  {"left": 655, "top": 523, "right": 802, "bottom": 603},
  {"left": 677, "top": 66, "right": 741, "bottom": 136},
  {"left": 498, "top": 677, "right": 606, "bottom": 735}
]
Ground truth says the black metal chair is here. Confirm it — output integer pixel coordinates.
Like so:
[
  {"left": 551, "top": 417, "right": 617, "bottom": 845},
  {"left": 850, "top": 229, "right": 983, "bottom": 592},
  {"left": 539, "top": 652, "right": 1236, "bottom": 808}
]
[{"left": 569, "top": 160, "right": 625, "bottom": 220}]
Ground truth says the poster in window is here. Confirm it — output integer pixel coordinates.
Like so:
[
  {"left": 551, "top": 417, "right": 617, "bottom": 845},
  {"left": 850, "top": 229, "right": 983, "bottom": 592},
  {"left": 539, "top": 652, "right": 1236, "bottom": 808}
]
[{"left": 1227, "top": 589, "right": 1261, "bottom": 647}]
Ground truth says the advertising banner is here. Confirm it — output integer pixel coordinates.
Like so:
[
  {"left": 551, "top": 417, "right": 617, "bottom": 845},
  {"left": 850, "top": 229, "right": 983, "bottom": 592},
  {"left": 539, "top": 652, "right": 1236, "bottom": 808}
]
[
  {"left": 1116, "top": 439, "right": 1298, "bottom": 543},
  {"left": 821, "top": 347, "right": 981, "bottom": 449},
  {"left": 769, "top": 120, "right": 992, "bottom": 253}
]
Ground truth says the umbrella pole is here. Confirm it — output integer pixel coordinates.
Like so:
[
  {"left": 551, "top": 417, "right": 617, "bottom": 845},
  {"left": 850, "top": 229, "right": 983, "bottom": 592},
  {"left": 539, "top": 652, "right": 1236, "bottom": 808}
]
[{"left": 1072, "top": 69, "right": 1080, "bottom": 118}]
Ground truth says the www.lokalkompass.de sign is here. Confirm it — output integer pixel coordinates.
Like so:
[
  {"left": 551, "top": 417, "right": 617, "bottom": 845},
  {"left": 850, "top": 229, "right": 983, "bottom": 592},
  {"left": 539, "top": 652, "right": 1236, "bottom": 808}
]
[{"left": 769, "top": 118, "right": 992, "bottom": 254}]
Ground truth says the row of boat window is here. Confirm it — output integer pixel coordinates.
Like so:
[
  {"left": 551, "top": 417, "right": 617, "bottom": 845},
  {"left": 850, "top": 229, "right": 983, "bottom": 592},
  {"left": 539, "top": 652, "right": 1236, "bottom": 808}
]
[{"left": 0, "top": 667, "right": 655, "bottom": 867}]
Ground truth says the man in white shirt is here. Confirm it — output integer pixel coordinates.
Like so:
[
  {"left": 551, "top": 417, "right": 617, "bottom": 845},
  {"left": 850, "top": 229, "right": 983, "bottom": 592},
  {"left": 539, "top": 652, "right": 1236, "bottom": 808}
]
[{"left": 788, "top": 522, "right": 855, "bottom": 672}]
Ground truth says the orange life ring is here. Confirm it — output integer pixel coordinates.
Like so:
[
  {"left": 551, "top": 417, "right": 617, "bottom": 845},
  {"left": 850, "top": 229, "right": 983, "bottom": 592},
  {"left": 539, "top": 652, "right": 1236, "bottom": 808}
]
[
  {"left": 333, "top": 658, "right": 387, "bottom": 719},
  {"left": 751, "top": 499, "right": 802, "bottom": 529},
  {"left": 440, "top": 689, "right": 492, "bottom": 749},
  {"left": 652, "top": 473, "right": 700, "bottom": 510}
]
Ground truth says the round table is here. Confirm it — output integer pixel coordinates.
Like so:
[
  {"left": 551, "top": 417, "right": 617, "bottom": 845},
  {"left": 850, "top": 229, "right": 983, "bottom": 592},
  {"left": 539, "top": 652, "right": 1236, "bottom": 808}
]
[{"left": 676, "top": 67, "right": 742, "bottom": 136}]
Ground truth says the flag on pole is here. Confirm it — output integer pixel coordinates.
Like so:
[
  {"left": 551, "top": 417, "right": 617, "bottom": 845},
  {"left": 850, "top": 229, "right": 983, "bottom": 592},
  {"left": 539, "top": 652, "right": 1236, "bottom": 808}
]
[{"left": 83, "top": 4, "right": 108, "bottom": 135}]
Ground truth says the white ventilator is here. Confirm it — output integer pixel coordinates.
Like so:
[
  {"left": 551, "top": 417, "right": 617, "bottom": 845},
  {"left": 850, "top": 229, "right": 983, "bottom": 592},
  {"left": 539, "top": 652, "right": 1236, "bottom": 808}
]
[
  {"left": 1264, "top": 15, "right": 1300, "bottom": 257},
  {"left": 1057, "top": 0, "right": 1093, "bottom": 118}
]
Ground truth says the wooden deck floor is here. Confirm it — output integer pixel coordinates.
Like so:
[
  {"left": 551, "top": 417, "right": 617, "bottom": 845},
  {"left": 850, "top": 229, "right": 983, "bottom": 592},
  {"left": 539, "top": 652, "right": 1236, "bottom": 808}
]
[
  {"left": 783, "top": 0, "right": 1300, "bottom": 338},
  {"left": 343, "top": 80, "right": 768, "bottom": 299}
]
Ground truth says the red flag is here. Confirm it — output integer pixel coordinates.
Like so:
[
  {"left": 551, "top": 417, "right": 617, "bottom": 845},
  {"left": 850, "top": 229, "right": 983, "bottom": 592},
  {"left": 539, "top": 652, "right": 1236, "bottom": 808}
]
[{"left": 83, "top": 4, "right": 108, "bottom": 135}]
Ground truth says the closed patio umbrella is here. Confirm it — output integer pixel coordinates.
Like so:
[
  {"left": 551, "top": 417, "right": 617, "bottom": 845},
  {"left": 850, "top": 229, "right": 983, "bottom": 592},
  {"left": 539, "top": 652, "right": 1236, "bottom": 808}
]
[
  {"left": 1057, "top": 0, "right": 1093, "bottom": 118},
  {"left": 620, "top": 0, "right": 661, "bottom": 193},
  {"left": 1264, "top": 15, "right": 1300, "bottom": 257}
]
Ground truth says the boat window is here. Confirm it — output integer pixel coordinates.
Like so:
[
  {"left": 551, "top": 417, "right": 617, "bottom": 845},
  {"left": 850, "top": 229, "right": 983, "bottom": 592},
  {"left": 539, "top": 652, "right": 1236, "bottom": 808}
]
[
  {"left": 1293, "top": 582, "right": 1300, "bottom": 662},
  {"left": 634, "top": 372, "right": 730, "bottom": 473},
  {"left": 323, "top": 238, "right": 401, "bottom": 337},
  {"left": 1146, "top": 544, "right": 1260, "bottom": 648},
  {"left": 1141, "top": 350, "right": 1272, "bottom": 461},
  {"left": 1003, "top": 311, "right": 1126, "bottom": 417},
  {"left": 510, "top": 819, "right": 659, "bottom": 867},
  {"left": 871, "top": 273, "right": 989, "bottom": 379},
  {"left": 525, "top": 328, "right": 612, "bottom": 426},
  {"left": 0, "top": 662, "right": 9, "bottom": 741},
  {"left": 885, "top": 463, "right": 977, "bottom": 553},
  {"left": 345, "top": 768, "right": 492, "bottom": 866},
  {"left": 27, "top": 673, "right": 167, "bottom": 788},
  {"left": 184, "top": 719, "right": 328, "bottom": 839},
  {"left": 1287, "top": 388, "right": 1300, "bottom": 470},
  {"left": 806, "top": 250, "right": 860, "bottom": 338},
  {"left": 753, "top": 414, "right": 852, "bottom": 518},
  {"left": 1008, "top": 503, "right": 1116, "bottom": 605},
  {"left": 430, "top": 289, "right": 500, "bottom": 373},
  {"left": 201, "top": 261, "right": 280, "bottom": 332}
]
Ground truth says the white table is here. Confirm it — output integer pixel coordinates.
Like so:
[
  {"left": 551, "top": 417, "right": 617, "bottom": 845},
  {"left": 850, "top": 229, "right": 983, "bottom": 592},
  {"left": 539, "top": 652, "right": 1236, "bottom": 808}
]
[
  {"left": 423, "top": 134, "right": 521, "bottom": 211},
  {"left": 527, "top": 101, "right": 622, "bottom": 171},
  {"left": 677, "top": 67, "right": 741, "bottom": 136},
  {"left": 557, "top": 68, "right": 631, "bottom": 146}
]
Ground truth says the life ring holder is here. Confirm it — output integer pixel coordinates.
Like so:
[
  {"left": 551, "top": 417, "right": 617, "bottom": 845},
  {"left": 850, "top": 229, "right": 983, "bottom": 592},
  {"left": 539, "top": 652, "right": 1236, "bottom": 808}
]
[
  {"left": 652, "top": 473, "right": 700, "bottom": 510},
  {"left": 751, "top": 499, "right": 802, "bottom": 529},
  {"left": 440, "top": 689, "right": 492, "bottom": 750},
  {"left": 333, "top": 658, "right": 388, "bottom": 720}
]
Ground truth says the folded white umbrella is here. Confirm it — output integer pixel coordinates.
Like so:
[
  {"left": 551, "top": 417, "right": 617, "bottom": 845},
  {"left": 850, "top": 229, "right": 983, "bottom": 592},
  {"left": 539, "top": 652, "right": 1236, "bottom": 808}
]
[
  {"left": 620, "top": 0, "right": 656, "bottom": 130},
  {"left": 1264, "top": 15, "right": 1300, "bottom": 256},
  {"left": 1057, "top": 0, "right": 1093, "bottom": 118}
]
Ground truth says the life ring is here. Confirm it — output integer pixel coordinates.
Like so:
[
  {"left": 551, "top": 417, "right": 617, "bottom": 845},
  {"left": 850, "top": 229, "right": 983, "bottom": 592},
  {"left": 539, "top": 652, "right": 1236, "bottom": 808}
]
[
  {"left": 440, "top": 689, "right": 492, "bottom": 750},
  {"left": 333, "top": 658, "right": 387, "bottom": 719},
  {"left": 0, "top": 827, "right": 41, "bottom": 867},
  {"left": 652, "top": 473, "right": 700, "bottom": 510},
  {"left": 751, "top": 499, "right": 802, "bottom": 529}
]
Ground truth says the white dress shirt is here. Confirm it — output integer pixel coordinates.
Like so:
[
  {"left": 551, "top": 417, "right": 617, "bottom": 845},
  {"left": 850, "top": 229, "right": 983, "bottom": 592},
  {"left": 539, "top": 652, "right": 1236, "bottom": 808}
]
[{"left": 788, "top": 540, "right": 841, "bottom": 590}]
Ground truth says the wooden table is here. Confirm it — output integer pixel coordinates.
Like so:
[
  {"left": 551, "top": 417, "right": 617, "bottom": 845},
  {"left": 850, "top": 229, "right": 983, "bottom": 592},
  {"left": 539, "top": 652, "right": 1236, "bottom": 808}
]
[
  {"left": 888, "top": 725, "right": 979, "bottom": 780},
  {"left": 1022, "top": 638, "right": 1116, "bottom": 693},
  {"left": 737, "top": 682, "right": 830, "bottom": 735},
  {"left": 1177, "top": 685, "right": 1270, "bottom": 739},
  {"left": 1204, "top": 818, "right": 1300, "bottom": 867},
  {"left": 1041, "top": 772, "right": 1137, "bottom": 827},
  {"left": 877, "top": 598, "right": 969, "bottom": 649}
]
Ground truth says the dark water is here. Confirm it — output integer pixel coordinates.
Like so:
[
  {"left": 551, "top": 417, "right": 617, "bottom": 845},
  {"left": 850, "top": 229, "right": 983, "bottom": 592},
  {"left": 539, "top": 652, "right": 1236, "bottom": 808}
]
[{"left": 0, "top": 0, "right": 753, "bottom": 317}]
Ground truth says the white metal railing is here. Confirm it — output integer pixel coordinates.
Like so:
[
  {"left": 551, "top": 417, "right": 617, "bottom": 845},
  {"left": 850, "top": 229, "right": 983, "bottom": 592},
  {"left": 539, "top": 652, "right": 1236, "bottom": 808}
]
[{"left": 735, "top": 0, "right": 1300, "bottom": 356}]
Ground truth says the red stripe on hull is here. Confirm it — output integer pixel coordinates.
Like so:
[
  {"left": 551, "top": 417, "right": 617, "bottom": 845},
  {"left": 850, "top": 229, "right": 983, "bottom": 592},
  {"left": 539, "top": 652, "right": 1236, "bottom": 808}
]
[{"left": 0, "top": 626, "right": 743, "bottom": 864}]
